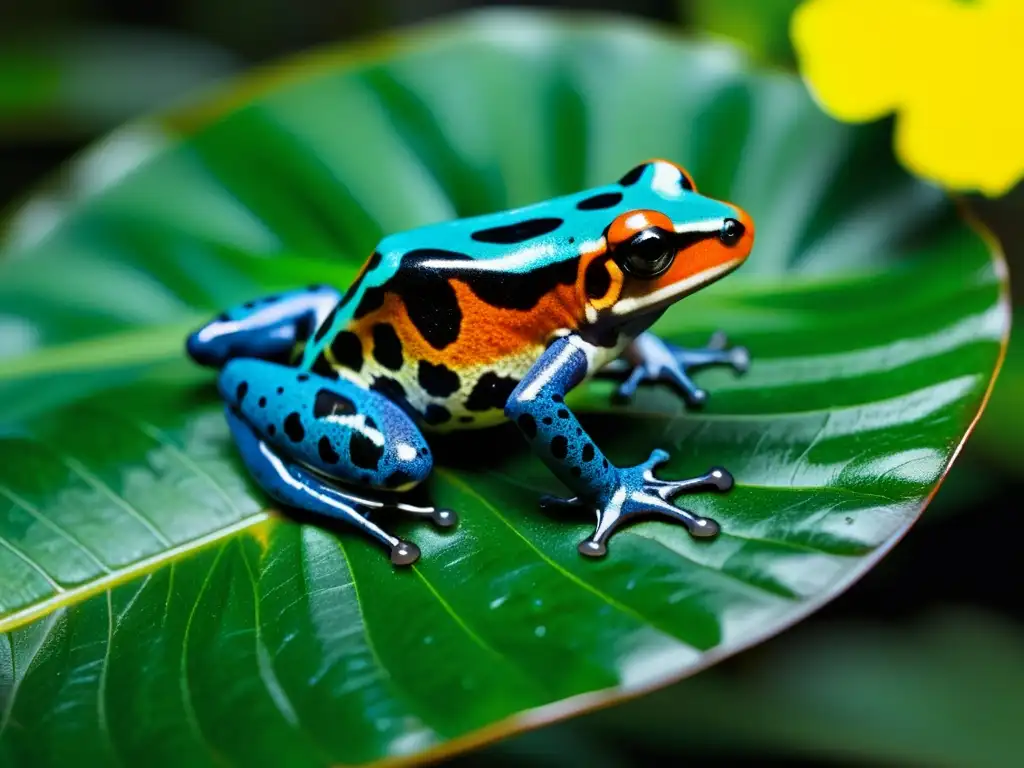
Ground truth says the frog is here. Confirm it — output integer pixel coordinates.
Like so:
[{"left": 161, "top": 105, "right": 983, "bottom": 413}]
[{"left": 186, "top": 159, "right": 755, "bottom": 566}]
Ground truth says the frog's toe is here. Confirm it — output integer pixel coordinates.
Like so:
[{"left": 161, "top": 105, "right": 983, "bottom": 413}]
[
  {"left": 688, "top": 516, "right": 721, "bottom": 539},
  {"left": 390, "top": 540, "right": 421, "bottom": 566},
  {"left": 611, "top": 366, "right": 646, "bottom": 403},
  {"left": 730, "top": 345, "right": 751, "bottom": 374},
  {"left": 647, "top": 464, "right": 734, "bottom": 497},
  {"left": 706, "top": 330, "right": 729, "bottom": 350},
  {"left": 641, "top": 448, "right": 671, "bottom": 471},
  {"left": 432, "top": 508, "right": 458, "bottom": 528},
  {"left": 394, "top": 500, "right": 459, "bottom": 529},
  {"left": 578, "top": 538, "right": 608, "bottom": 557},
  {"left": 679, "top": 383, "right": 709, "bottom": 407}
]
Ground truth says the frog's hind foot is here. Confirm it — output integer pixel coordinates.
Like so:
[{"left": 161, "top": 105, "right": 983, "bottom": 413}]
[
  {"left": 541, "top": 449, "right": 730, "bottom": 558},
  {"left": 224, "top": 407, "right": 452, "bottom": 566},
  {"left": 605, "top": 331, "right": 748, "bottom": 408}
]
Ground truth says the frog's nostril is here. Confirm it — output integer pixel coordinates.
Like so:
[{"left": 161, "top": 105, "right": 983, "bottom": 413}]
[{"left": 719, "top": 218, "right": 745, "bottom": 246}]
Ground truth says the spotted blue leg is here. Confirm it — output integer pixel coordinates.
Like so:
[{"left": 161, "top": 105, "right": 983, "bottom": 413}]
[
  {"left": 217, "top": 360, "right": 456, "bottom": 564},
  {"left": 505, "top": 335, "right": 731, "bottom": 557},
  {"left": 601, "top": 331, "right": 749, "bottom": 407},
  {"left": 224, "top": 408, "right": 450, "bottom": 565}
]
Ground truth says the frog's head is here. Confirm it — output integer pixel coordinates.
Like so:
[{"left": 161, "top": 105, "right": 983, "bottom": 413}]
[{"left": 580, "top": 159, "right": 754, "bottom": 328}]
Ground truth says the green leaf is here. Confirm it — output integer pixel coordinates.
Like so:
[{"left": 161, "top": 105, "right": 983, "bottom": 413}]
[{"left": 0, "top": 8, "right": 1008, "bottom": 767}]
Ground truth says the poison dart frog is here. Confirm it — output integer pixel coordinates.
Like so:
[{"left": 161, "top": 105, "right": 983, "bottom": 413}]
[{"left": 186, "top": 159, "right": 755, "bottom": 565}]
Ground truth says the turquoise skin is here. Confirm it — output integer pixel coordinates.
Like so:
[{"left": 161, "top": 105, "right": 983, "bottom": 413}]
[{"left": 186, "top": 160, "right": 755, "bottom": 565}]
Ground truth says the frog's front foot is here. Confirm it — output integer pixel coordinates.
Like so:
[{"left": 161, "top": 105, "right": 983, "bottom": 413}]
[
  {"left": 539, "top": 449, "right": 731, "bottom": 557},
  {"left": 610, "top": 331, "right": 749, "bottom": 408}
]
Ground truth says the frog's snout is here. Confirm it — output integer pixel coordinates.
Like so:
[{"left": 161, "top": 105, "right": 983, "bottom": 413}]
[{"left": 723, "top": 206, "right": 755, "bottom": 263}]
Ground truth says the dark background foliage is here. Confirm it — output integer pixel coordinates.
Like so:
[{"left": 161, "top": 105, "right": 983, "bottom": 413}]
[{"left": 1, "top": 0, "right": 1021, "bottom": 765}]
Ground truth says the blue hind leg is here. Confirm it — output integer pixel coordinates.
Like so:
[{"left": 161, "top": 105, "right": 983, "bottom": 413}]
[
  {"left": 186, "top": 285, "right": 340, "bottom": 368},
  {"left": 225, "top": 408, "right": 451, "bottom": 565},
  {"left": 220, "top": 359, "right": 455, "bottom": 565}
]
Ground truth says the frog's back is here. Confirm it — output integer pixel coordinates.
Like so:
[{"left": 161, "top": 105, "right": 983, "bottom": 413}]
[{"left": 378, "top": 193, "right": 597, "bottom": 265}]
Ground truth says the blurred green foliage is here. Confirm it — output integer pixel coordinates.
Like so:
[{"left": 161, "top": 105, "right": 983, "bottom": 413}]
[
  {"left": 686, "top": 0, "right": 801, "bottom": 67},
  {"left": 0, "top": 28, "right": 239, "bottom": 138}
]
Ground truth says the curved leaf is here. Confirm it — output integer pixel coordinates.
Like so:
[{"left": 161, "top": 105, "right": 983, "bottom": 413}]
[{"left": 0, "top": 9, "right": 1009, "bottom": 767}]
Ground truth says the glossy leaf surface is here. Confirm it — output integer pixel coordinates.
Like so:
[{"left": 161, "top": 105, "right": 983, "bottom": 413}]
[{"left": 0, "top": 10, "right": 1008, "bottom": 767}]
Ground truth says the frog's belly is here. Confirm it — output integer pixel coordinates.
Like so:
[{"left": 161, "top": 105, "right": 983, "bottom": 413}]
[
  {"left": 346, "top": 335, "right": 630, "bottom": 434},
  {"left": 331, "top": 278, "right": 591, "bottom": 431},
  {"left": 351, "top": 346, "right": 544, "bottom": 432}
]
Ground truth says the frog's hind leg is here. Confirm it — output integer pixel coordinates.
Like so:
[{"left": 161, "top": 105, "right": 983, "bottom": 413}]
[
  {"left": 219, "top": 358, "right": 455, "bottom": 564},
  {"left": 225, "top": 408, "right": 429, "bottom": 564},
  {"left": 186, "top": 284, "right": 340, "bottom": 368}
]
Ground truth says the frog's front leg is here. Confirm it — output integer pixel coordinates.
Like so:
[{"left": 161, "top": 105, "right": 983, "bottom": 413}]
[
  {"left": 186, "top": 284, "right": 340, "bottom": 368},
  {"left": 219, "top": 359, "right": 455, "bottom": 565},
  {"left": 601, "top": 331, "right": 749, "bottom": 407},
  {"left": 506, "top": 335, "right": 731, "bottom": 557}
]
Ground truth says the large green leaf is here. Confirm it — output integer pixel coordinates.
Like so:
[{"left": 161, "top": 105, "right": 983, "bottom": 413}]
[{"left": 0, "top": 9, "right": 1008, "bottom": 767}]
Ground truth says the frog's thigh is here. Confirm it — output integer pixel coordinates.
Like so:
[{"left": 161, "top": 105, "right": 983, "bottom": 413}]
[
  {"left": 218, "top": 358, "right": 432, "bottom": 492},
  {"left": 223, "top": 407, "right": 424, "bottom": 565},
  {"left": 187, "top": 285, "right": 339, "bottom": 368}
]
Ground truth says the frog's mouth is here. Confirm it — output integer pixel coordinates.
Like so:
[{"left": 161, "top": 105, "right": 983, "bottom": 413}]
[{"left": 609, "top": 257, "right": 746, "bottom": 318}]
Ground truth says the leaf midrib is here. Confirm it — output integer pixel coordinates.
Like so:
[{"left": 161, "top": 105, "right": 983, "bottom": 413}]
[{"left": 0, "top": 512, "right": 270, "bottom": 634}]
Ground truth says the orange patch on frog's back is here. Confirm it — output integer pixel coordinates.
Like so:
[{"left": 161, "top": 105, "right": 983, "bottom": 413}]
[{"left": 351, "top": 278, "right": 585, "bottom": 370}]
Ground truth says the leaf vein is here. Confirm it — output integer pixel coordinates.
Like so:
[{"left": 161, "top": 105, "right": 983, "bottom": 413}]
[
  {"left": 97, "top": 591, "right": 122, "bottom": 768},
  {"left": 179, "top": 550, "right": 228, "bottom": 765},
  {"left": 0, "top": 537, "right": 64, "bottom": 594},
  {"left": 0, "top": 483, "right": 110, "bottom": 573},
  {"left": 0, "top": 609, "right": 62, "bottom": 741},
  {"left": 60, "top": 455, "right": 171, "bottom": 547}
]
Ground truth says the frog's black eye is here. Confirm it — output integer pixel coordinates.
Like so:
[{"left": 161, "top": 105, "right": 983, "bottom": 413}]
[{"left": 615, "top": 227, "right": 676, "bottom": 279}]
